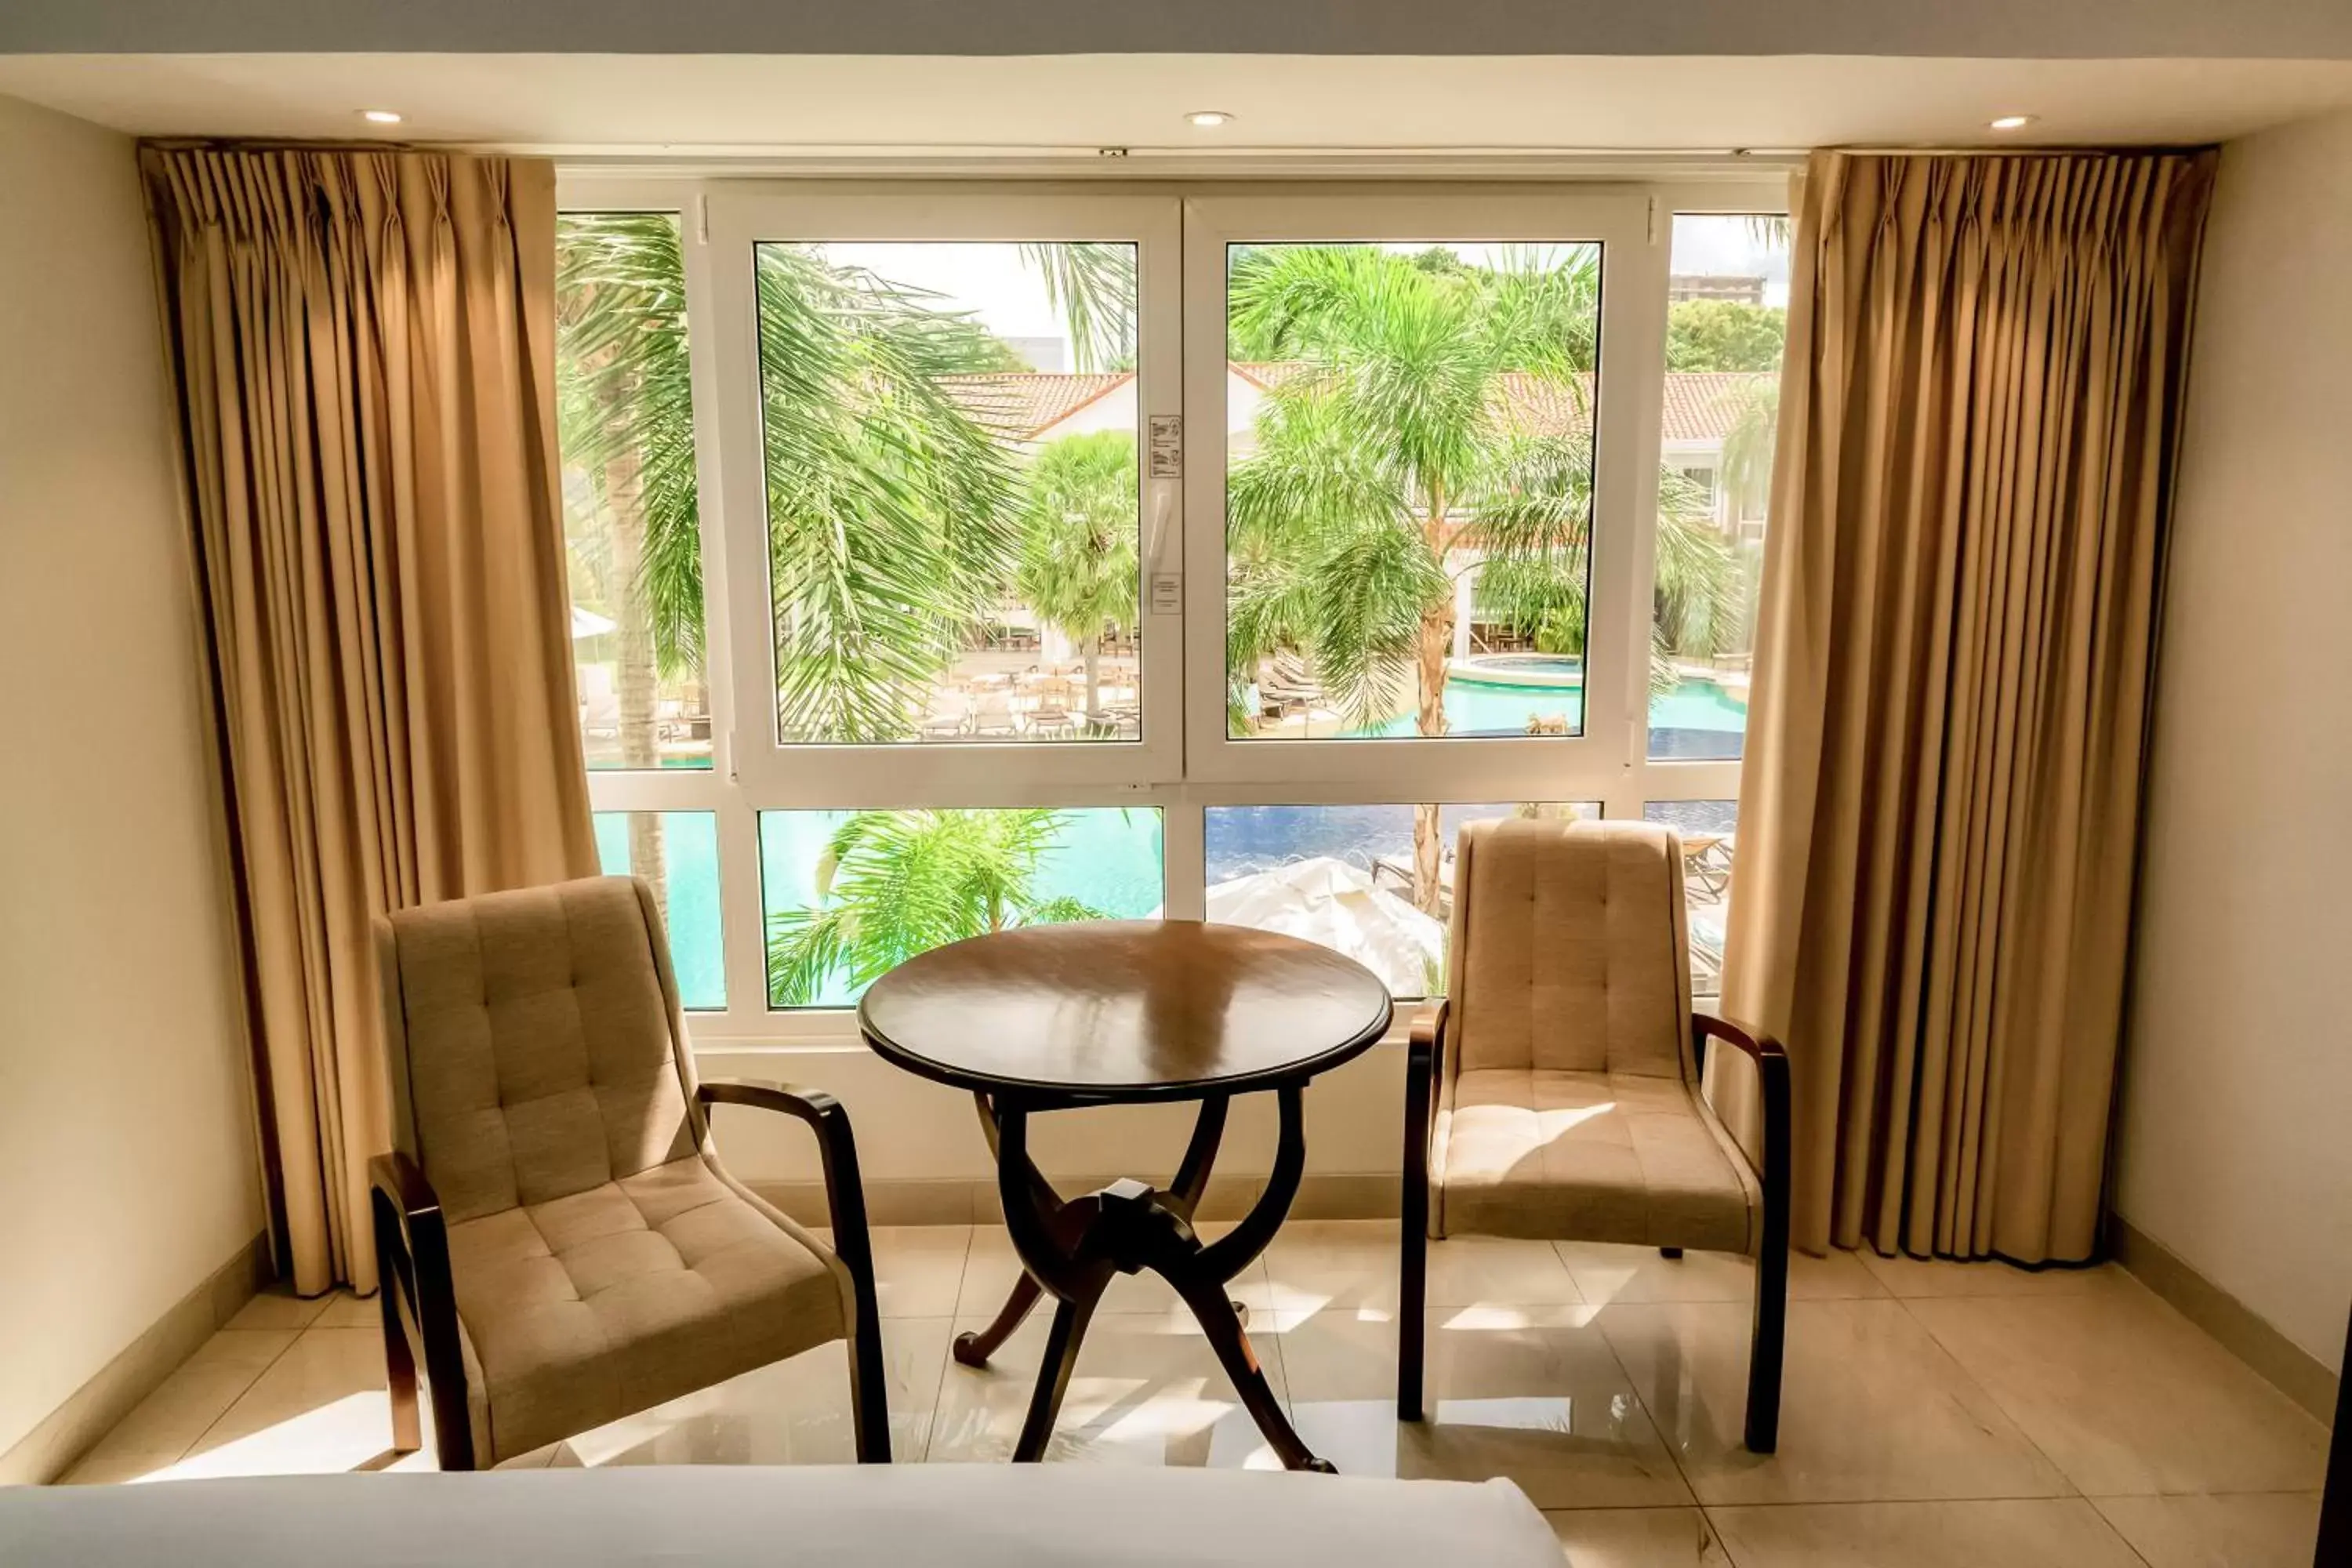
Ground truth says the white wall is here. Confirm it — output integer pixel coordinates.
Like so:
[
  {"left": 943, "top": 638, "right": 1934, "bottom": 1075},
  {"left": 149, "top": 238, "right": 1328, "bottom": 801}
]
[
  {"left": 2118, "top": 107, "right": 2352, "bottom": 1375},
  {"left": 0, "top": 92, "right": 262, "bottom": 1456}
]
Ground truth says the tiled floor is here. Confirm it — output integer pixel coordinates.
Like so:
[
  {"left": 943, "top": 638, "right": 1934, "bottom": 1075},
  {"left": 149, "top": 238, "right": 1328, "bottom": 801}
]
[{"left": 59, "top": 1223, "right": 2329, "bottom": 1566}]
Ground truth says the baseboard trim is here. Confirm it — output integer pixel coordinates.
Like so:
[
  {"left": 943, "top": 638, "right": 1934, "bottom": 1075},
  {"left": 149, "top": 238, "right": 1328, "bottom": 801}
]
[
  {"left": 0, "top": 1231, "right": 270, "bottom": 1486},
  {"left": 2107, "top": 1214, "right": 2339, "bottom": 1425},
  {"left": 751, "top": 1171, "right": 1404, "bottom": 1230}
]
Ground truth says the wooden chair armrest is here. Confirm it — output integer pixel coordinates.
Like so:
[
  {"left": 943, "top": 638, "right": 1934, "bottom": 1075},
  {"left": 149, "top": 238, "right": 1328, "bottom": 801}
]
[
  {"left": 1409, "top": 997, "right": 1450, "bottom": 1058},
  {"left": 369, "top": 1149, "right": 441, "bottom": 1236},
  {"left": 697, "top": 1079, "right": 880, "bottom": 1341},
  {"left": 1691, "top": 1011, "right": 1791, "bottom": 1270},
  {"left": 1691, "top": 1010, "right": 1785, "bottom": 1067},
  {"left": 367, "top": 1149, "right": 474, "bottom": 1469}
]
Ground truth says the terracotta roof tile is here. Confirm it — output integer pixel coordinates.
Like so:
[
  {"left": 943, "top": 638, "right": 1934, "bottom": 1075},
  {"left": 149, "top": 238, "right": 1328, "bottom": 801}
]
[
  {"left": 936, "top": 365, "right": 1773, "bottom": 445},
  {"left": 935, "top": 372, "right": 1133, "bottom": 440}
]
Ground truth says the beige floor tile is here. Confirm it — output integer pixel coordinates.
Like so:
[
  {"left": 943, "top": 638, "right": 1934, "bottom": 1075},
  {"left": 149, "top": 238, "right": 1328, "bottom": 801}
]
[
  {"left": 1597, "top": 1298, "right": 2071, "bottom": 1505},
  {"left": 1904, "top": 1291, "right": 2330, "bottom": 1496},
  {"left": 58, "top": 1330, "right": 296, "bottom": 1483},
  {"left": 1555, "top": 1243, "right": 1886, "bottom": 1307},
  {"left": 167, "top": 1327, "right": 426, "bottom": 1479},
  {"left": 1857, "top": 1250, "right": 2140, "bottom": 1298},
  {"left": 1705, "top": 1499, "right": 2145, "bottom": 1567},
  {"left": 223, "top": 1284, "right": 333, "bottom": 1330},
  {"left": 2088, "top": 1491, "right": 2323, "bottom": 1568},
  {"left": 1268, "top": 1221, "right": 1584, "bottom": 1318},
  {"left": 558, "top": 1318, "right": 953, "bottom": 1467},
  {"left": 1274, "top": 1305, "right": 1693, "bottom": 1508},
  {"left": 960, "top": 1222, "right": 1279, "bottom": 1325},
  {"left": 312, "top": 1291, "right": 383, "bottom": 1329},
  {"left": 1544, "top": 1507, "right": 1730, "bottom": 1566},
  {"left": 866, "top": 1226, "right": 975, "bottom": 1319},
  {"left": 928, "top": 1308, "right": 1294, "bottom": 1468}
]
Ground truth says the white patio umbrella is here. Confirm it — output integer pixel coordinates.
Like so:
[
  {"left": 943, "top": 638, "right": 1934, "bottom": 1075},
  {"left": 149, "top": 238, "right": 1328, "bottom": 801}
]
[
  {"left": 571, "top": 604, "right": 617, "bottom": 639},
  {"left": 1203, "top": 856, "right": 1444, "bottom": 999}
]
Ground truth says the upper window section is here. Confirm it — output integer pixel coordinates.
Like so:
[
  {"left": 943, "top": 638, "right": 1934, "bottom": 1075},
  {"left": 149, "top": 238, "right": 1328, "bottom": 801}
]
[
  {"left": 1221, "top": 241, "right": 1602, "bottom": 743},
  {"left": 751, "top": 241, "right": 1142, "bottom": 746},
  {"left": 1649, "top": 215, "right": 1789, "bottom": 762},
  {"left": 557, "top": 213, "right": 713, "bottom": 771}
]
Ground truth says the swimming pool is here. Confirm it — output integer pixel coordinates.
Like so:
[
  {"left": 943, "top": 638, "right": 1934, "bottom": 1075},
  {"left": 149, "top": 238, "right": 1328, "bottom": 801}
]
[
  {"left": 597, "top": 673, "right": 1747, "bottom": 1009},
  {"left": 1359, "top": 671, "right": 1748, "bottom": 754}
]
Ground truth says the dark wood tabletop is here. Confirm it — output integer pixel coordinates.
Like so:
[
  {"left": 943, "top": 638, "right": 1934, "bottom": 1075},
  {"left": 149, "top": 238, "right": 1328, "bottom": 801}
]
[{"left": 857, "top": 920, "right": 1393, "bottom": 1103}]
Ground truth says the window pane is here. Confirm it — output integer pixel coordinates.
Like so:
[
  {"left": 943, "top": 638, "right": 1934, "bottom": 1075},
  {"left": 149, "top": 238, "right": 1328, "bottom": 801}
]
[
  {"left": 753, "top": 241, "right": 1142, "bottom": 746},
  {"left": 592, "top": 811, "right": 724, "bottom": 1009},
  {"left": 760, "top": 808, "right": 1163, "bottom": 1008},
  {"left": 557, "top": 213, "right": 713, "bottom": 771},
  {"left": 1224, "top": 242, "right": 1602, "bottom": 741},
  {"left": 1643, "top": 799, "right": 1739, "bottom": 996},
  {"left": 1649, "top": 215, "right": 1788, "bottom": 760},
  {"left": 1204, "top": 802, "right": 1600, "bottom": 997}
]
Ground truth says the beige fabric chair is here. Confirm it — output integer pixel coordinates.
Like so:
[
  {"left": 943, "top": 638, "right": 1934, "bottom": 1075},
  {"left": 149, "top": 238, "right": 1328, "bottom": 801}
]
[
  {"left": 369, "top": 875, "right": 887, "bottom": 1468},
  {"left": 1399, "top": 818, "right": 1790, "bottom": 1451}
]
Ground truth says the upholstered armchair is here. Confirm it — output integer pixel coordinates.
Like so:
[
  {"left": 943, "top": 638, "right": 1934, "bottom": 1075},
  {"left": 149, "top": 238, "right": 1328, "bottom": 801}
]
[
  {"left": 368, "top": 875, "right": 887, "bottom": 1469},
  {"left": 1399, "top": 818, "right": 1790, "bottom": 1452}
]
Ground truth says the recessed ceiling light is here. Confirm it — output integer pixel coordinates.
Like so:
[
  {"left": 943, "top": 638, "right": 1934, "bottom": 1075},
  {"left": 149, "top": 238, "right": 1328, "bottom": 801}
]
[
  {"left": 1185, "top": 110, "right": 1234, "bottom": 129},
  {"left": 1988, "top": 114, "right": 2036, "bottom": 131},
  {"left": 360, "top": 109, "right": 404, "bottom": 125}
]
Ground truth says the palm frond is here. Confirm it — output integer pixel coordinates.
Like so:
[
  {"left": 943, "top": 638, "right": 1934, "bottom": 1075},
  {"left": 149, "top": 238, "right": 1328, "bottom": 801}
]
[{"left": 1018, "top": 241, "right": 1137, "bottom": 372}]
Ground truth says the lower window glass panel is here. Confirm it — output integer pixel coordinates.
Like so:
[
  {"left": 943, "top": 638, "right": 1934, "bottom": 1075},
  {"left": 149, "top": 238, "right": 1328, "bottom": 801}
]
[
  {"left": 760, "top": 808, "right": 1165, "bottom": 1009},
  {"left": 1203, "top": 802, "right": 1600, "bottom": 999},
  {"left": 1642, "top": 799, "right": 1738, "bottom": 996},
  {"left": 591, "top": 811, "right": 724, "bottom": 1010}
]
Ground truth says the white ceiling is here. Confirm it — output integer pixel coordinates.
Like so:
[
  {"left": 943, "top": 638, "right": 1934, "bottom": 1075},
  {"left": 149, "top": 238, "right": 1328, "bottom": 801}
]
[{"left": 4, "top": 53, "right": 2350, "bottom": 157}]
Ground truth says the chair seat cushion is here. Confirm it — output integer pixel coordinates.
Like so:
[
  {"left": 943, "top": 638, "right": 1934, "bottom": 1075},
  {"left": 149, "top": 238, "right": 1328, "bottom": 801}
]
[
  {"left": 1433, "top": 1069, "right": 1759, "bottom": 1252},
  {"left": 445, "top": 1154, "right": 845, "bottom": 1461}
]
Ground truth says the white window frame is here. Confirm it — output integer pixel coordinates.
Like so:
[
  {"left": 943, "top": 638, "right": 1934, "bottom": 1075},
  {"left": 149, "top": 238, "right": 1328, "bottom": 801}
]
[{"left": 556, "top": 172, "right": 1785, "bottom": 1040}]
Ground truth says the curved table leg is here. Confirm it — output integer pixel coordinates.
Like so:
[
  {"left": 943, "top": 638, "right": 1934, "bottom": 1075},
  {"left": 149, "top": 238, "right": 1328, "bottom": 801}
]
[
  {"left": 1014, "top": 1293, "right": 1099, "bottom": 1462},
  {"left": 961, "top": 1094, "right": 1231, "bottom": 1367},
  {"left": 981, "top": 1088, "right": 1330, "bottom": 1471}
]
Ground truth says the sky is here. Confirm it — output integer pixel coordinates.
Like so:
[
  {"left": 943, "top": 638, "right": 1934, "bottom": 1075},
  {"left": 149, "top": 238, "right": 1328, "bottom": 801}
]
[{"left": 808, "top": 221, "right": 1788, "bottom": 368}]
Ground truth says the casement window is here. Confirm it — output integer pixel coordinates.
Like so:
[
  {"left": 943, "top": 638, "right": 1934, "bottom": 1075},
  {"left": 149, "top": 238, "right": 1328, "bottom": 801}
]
[{"left": 555, "top": 183, "right": 1788, "bottom": 1031}]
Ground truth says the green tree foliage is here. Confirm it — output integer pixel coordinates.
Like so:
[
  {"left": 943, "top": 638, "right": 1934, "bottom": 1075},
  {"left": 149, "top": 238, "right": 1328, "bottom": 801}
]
[
  {"left": 765, "top": 809, "right": 1107, "bottom": 1004},
  {"left": 1016, "top": 431, "right": 1139, "bottom": 715},
  {"left": 754, "top": 245, "right": 1022, "bottom": 742},
  {"left": 1665, "top": 299, "right": 1787, "bottom": 372}
]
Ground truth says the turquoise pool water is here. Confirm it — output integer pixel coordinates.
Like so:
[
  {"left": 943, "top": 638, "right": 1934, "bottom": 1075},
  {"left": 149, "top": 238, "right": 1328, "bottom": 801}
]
[
  {"left": 597, "top": 676, "right": 1744, "bottom": 1012},
  {"left": 1363, "top": 673, "right": 1747, "bottom": 745}
]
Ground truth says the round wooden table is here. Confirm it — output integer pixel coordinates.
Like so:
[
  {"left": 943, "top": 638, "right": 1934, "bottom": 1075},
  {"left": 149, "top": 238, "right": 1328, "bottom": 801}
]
[{"left": 858, "top": 920, "right": 1393, "bottom": 1472}]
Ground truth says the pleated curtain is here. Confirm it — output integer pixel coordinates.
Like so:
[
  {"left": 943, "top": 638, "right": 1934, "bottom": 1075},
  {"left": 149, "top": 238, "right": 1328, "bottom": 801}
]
[
  {"left": 143, "top": 147, "right": 599, "bottom": 1294},
  {"left": 1721, "top": 150, "right": 2216, "bottom": 1262}
]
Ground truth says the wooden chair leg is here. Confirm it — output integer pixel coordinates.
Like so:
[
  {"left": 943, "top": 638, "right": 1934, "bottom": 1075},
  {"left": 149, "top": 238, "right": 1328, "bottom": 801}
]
[
  {"left": 847, "top": 1314, "right": 891, "bottom": 1464},
  {"left": 1744, "top": 1236, "right": 1788, "bottom": 1454},
  {"left": 372, "top": 1196, "right": 421, "bottom": 1455},
  {"left": 1399, "top": 1011, "right": 1440, "bottom": 1422},
  {"left": 1398, "top": 1216, "right": 1428, "bottom": 1421}
]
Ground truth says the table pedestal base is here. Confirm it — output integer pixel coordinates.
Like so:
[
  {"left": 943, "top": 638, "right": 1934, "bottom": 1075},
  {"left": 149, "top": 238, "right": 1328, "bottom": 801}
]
[{"left": 960, "top": 1087, "right": 1332, "bottom": 1473}]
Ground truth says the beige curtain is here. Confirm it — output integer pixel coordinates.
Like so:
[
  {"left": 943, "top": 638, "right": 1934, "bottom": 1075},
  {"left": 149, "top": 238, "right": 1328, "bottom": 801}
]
[
  {"left": 1720, "top": 150, "right": 2215, "bottom": 1263},
  {"left": 143, "top": 147, "right": 599, "bottom": 1294}
]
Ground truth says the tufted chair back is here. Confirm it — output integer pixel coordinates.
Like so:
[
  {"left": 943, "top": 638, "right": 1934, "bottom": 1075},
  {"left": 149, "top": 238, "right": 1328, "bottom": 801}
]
[
  {"left": 1443, "top": 818, "right": 1696, "bottom": 1082},
  {"left": 374, "top": 876, "right": 702, "bottom": 1226}
]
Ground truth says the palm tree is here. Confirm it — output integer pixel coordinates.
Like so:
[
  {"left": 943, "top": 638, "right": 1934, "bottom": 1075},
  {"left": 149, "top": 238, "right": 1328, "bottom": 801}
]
[
  {"left": 557, "top": 213, "right": 707, "bottom": 905},
  {"left": 1018, "top": 241, "right": 1136, "bottom": 372},
  {"left": 1016, "top": 431, "right": 1139, "bottom": 718},
  {"left": 765, "top": 809, "right": 1107, "bottom": 1004},
  {"left": 1223, "top": 245, "right": 1604, "bottom": 913},
  {"left": 755, "top": 245, "right": 1027, "bottom": 742}
]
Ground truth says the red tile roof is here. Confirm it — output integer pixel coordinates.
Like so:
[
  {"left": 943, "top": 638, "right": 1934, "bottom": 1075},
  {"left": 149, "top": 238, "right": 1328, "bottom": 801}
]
[
  {"left": 937, "top": 365, "right": 1773, "bottom": 445},
  {"left": 935, "top": 372, "right": 1133, "bottom": 440}
]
